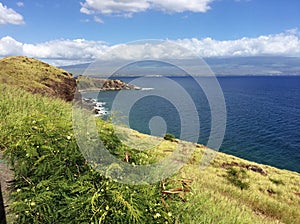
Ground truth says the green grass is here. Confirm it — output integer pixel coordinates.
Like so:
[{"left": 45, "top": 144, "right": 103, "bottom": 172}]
[{"left": 1, "top": 83, "right": 300, "bottom": 223}]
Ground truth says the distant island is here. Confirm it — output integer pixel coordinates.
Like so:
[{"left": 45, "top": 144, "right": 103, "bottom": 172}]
[{"left": 61, "top": 56, "right": 300, "bottom": 76}]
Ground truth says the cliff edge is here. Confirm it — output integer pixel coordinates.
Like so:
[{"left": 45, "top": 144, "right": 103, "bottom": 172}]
[{"left": 0, "top": 56, "right": 76, "bottom": 101}]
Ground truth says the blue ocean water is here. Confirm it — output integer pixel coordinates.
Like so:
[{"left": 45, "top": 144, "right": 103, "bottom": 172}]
[{"left": 83, "top": 76, "right": 300, "bottom": 173}]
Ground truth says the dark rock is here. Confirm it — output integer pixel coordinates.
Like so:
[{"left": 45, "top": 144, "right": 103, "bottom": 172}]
[
  {"left": 221, "top": 162, "right": 267, "bottom": 176},
  {"left": 245, "top": 165, "right": 268, "bottom": 176}
]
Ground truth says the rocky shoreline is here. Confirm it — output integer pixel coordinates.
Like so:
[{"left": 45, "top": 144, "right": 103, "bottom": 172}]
[{"left": 101, "top": 79, "right": 141, "bottom": 91}]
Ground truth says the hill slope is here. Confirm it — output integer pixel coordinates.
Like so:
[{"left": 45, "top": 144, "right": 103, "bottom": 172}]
[
  {"left": 0, "top": 83, "right": 299, "bottom": 223},
  {"left": 0, "top": 56, "right": 76, "bottom": 101}
]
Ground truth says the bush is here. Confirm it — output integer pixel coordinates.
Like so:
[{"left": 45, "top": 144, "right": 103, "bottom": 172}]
[
  {"left": 164, "top": 133, "right": 175, "bottom": 141},
  {"left": 269, "top": 178, "right": 284, "bottom": 185},
  {"left": 226, "top": 167, "right": 250, "bottom": 190}
]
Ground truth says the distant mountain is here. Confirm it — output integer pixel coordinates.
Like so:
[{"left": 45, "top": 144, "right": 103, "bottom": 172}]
[
  {"left": 0, "top": 56, "right": 76, "bottom": 101},
  {"left": 61, "top": 56, "right": 300, "bottom": 76},
  {"left": 205, "top": 56, "right": 300, "bottom": 76}
]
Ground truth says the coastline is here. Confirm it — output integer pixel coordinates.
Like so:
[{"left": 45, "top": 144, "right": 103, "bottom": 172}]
[{"left": 78, "top": 86, "right": 141, "bottom": 93}]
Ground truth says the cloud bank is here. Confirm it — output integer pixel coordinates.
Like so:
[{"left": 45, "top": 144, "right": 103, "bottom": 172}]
[
  {"left": 0, "top": 30, "right": 300, "bottom": 66},
  {"left": 80, "top": 0, "right": 213, "bottom": 17},
  {"left": 0, "top": 2, "right": 24, "bottom": 25},
  {"left": 177, "top": 30, "right": 300, "bottom": 57}
]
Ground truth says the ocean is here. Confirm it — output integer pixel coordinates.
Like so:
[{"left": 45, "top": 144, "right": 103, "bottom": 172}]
[{"left": 82, "top": 76, "right": 300, "bottom": 173}]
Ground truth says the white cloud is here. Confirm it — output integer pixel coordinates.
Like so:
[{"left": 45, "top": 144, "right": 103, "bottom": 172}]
[
  {"left": 151, "top": 0, "right": 212, "bottom": 13},
  {"left": 0, "top": 37, "right": 109, "bottom": 65},
  {"left": 80, "top": 19, "right": 90, "bottom": 23},
  {"left": 0, "top": 2, "right": 24, "bottom": 25},
  {"left": 0, "top": 36, "right": 23, "bottom": 55},
  {"left": 22, "top": 39, "right": 109, "bottom": 60},
  {"left": 80, "top": 0, "right": 150, "bottom": 15},
  {"left": 0, "top": 30, "right": 300, "bottom": 66},
  {"left": 94, "top": 16, "right": 104, "bottom": 23},
  {"left": 80, "top": 0, "right": 212, "bottom": 17},
  {"left": 176, "top": 30, "right": 300, "bottom": 57},
  {"left": 16, "top": 2, "right": 24, "bottom": 7}
]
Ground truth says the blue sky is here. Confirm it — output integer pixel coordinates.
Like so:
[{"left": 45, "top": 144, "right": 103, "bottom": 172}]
[{"left": 0, "top": 0, "right": 300, "bottom": 65}]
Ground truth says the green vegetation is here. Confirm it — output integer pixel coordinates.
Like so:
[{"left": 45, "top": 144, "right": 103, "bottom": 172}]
[
  {"left": 0, "top": 56, "right": 75, "bottom": 101},
  {"left": 269, "top": 178, "right": 285, "bottom": 186},
  {"left": 226, "top": 167, "right": 250, "bottom": 190},
  {"left": 2, "top": 83, "right": 300, "bottom": 223},
  {"left": 0, "top": 57, "right": 300, "bottom": 223},
  {"left": 163, "top": 133, "right": 176, "bottom": 141},
  {"left": 0, "top": 84, "right": 172, "bottom": 223}
]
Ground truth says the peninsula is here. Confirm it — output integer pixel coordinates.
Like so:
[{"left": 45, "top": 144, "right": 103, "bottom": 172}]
[{"left": 76, "top": 75, "right": 141, "bottom": 92}]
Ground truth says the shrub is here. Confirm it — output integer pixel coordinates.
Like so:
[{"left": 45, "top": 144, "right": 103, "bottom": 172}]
[
  {"left": 164, "top": 133, "right": 175, "bottom": 141},
  {"left": 226, "top": 167, "right": 250, "bottom": 190},
  {"left": 269, "top": 178, "right": 284, "bottom": 185}
]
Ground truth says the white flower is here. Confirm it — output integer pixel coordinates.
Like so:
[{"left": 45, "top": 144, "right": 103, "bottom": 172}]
[{"left": 154, "top": 213, "right": 161, "bottom": 218}]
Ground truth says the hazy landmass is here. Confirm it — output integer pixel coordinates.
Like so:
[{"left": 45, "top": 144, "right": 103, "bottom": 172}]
[{"left": 61, "top": 56, "right": 300, "bottom": 77}]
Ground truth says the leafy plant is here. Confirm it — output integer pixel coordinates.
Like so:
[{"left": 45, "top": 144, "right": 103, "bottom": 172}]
[
  {"left": 164, "top": 133, "right": 175, "bottom": 141},
  {"left": 226, "top": 167, "right": 250, "bottom": 190}
]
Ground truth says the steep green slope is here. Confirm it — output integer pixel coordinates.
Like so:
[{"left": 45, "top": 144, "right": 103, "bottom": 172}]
[{"left": 0, "top": 56, "right": 76, "bottom": 101}]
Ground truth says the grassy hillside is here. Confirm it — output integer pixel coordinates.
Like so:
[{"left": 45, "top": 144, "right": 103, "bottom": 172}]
[
  {"left": 0, "top": 83, "right": 299, "bottom": 223},
  {"left": 0, "top": 56, "right": 76, "bottom": 101}
]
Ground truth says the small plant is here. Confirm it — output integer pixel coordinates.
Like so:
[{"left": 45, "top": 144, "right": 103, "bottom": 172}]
[
  {"left": 164, "top": 133, "right": 175, "bottom": 141},
  {"left": 269, "top": 178, "right": 285, "bottom": 185},
  {"left": 226, "top": 167, "right": 250, "bottom": 190}
]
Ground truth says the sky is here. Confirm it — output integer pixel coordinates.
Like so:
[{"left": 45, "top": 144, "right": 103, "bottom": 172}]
[{"left": 0, "top": 0, "right": 300, "bottom": 66}]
